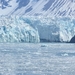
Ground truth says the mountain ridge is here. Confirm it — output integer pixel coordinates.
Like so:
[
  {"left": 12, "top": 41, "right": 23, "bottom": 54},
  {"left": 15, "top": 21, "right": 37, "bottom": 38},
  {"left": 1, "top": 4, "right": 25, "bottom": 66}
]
[{"left": 0, "top": 0, "right": 75, "bottom": 16}]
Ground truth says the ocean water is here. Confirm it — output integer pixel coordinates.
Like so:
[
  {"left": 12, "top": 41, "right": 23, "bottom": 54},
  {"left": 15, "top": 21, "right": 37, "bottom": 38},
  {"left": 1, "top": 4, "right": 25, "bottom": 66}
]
[{"left": 0, "top": 43, "right": 75, "bottom": 75}]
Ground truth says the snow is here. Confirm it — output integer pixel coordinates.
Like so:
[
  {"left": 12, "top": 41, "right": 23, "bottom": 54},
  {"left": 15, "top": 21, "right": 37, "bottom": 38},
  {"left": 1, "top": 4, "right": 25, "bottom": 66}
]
[
  {"left": 0, "top": 16, "right": 40, "bottom": 43},
  {"left": 1, "top": 0, "right": 75, "bottom": 16}
]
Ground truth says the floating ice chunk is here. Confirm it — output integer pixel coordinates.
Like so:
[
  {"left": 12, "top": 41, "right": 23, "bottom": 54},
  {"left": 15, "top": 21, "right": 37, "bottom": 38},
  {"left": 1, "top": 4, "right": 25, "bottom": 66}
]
[
  {"left": 41, "top": 44, "right": 48, "bottom": 47},
  {"left": 62, "top": 53, "right": 68, "bottom": 56}
]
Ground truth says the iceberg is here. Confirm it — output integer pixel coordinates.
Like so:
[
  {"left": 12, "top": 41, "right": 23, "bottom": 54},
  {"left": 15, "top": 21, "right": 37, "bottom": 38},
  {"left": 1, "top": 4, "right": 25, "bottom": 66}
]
[{"left": 0, "top": 16, "right": 40, "bottom": 43}]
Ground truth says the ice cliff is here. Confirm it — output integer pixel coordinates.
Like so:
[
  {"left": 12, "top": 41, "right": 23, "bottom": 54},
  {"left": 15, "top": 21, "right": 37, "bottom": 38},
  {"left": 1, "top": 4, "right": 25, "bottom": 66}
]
[
  {"left": 21, "top": 16, "right": 75, "bottom": 42},
  {"left": 0, "top": 16, "right": 40, "bottom": 43},
  {"left": 0, "top": 16, "right": 75, "bottom": 43}
]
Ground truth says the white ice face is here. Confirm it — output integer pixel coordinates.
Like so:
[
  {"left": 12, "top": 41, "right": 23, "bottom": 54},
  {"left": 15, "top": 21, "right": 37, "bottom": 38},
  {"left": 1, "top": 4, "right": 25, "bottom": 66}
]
[
  {"left": 0, "top": 16, "right": 75, "bottom": 43},
  {"left": 0, "top": 16, "right": 40, "bottom": 43},
  {"left": 20, "top": 16, "right": 75, "bottom": 42}
]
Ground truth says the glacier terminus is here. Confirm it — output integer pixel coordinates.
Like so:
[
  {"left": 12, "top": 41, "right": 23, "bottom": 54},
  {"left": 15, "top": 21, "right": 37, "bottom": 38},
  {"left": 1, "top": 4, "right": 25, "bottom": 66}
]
[{"left": 0, "top": 16, "right": 75, "bottom": 43}]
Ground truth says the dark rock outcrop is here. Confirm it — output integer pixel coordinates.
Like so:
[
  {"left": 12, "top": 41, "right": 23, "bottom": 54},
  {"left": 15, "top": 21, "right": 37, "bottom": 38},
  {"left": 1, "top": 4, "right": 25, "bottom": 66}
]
[{"left": 70, "top": 36, "right": 75, "bottom": 43}]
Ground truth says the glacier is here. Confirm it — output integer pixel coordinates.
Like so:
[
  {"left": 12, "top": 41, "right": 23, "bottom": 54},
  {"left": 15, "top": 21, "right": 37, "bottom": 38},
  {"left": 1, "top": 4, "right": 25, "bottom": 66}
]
[
  {"left": 20, "top": 16, "right": 75, "bottom": 42},
  {"left": 0, "top": 16, "right": 75, "bottom": 43},
  {"left": 0, "top": 16, "right": 40, "bottom": 43}
]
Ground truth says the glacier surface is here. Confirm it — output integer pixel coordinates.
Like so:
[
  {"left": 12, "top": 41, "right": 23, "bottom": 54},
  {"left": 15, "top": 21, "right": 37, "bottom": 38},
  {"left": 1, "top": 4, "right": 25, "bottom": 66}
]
[
  {"left": 22, "top": 16, "right": 75, "bottom": 42},
  {"left": 0, "top": 16, "right": 40, "bottom": 43},
  {"left": 0, "top": 16, "right": 75, "bottom": 43},
  {"left": 20, "top": 16, "right": 75, "bottom": 42}
]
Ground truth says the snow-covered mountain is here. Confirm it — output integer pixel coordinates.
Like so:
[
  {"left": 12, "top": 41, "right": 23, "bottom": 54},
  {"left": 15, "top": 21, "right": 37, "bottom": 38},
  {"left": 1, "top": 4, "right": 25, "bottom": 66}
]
[{"left": 0, "top": 0, "right": 75, "bottom": 16}]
